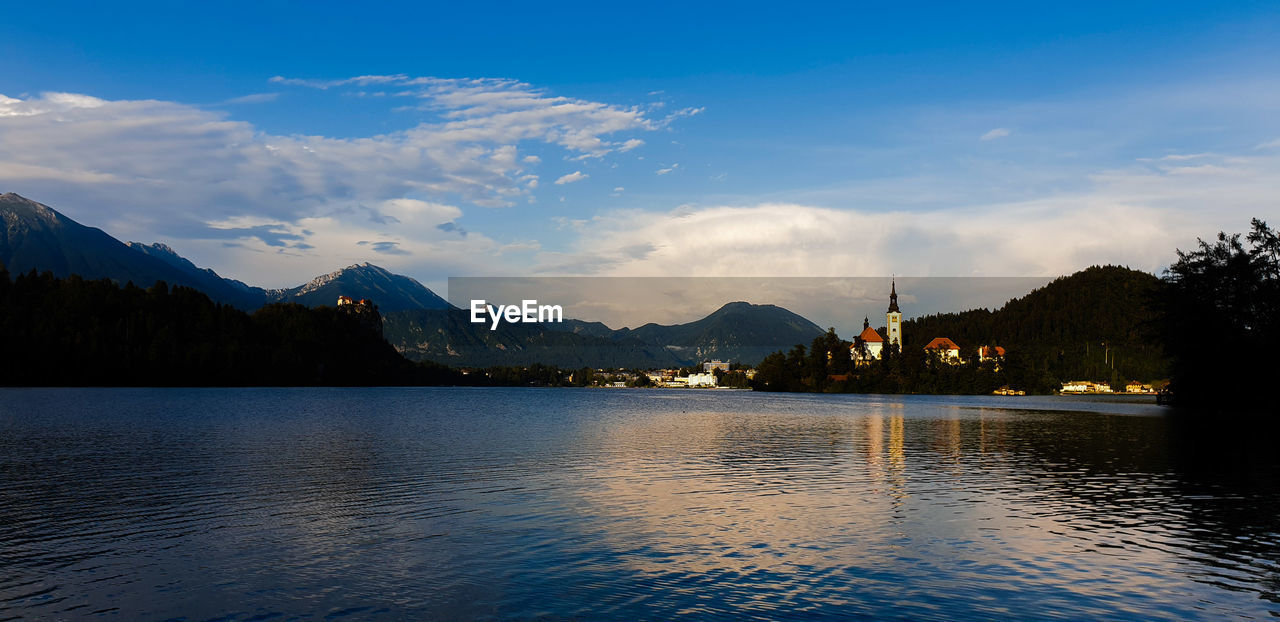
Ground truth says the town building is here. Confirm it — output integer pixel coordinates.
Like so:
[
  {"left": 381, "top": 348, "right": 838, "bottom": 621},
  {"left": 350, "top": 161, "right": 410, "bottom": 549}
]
[
  {"left": 1126, "top": 381, "right": 1154, "bottom": 394},
  {"left": 850, "top": 280, "right": 903, "bottom": 362},
  {"left": 337, "top": 295, "right": 372, "bottom": 307},
  {"left": 683, "top": 373, "right": 718, "bottom": 388},
  {"left": 851, "top": 317, "right": 885, "bottom": 364},
  {"left": 703, "top": 360, "right": 730, "bottom": 373},
  {"left": 923, "top": 337, "right": 963, "bottom": 362},
  {"left": 1061, "top": 380, "right": 1114, "bottom": 394}
]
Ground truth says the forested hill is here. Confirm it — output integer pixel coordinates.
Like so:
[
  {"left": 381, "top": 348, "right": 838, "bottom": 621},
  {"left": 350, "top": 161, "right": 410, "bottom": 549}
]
[
  {"left": 0, "top": 265, "right": 463, "bottom": 386},
  {"left": 904, "top": 265, "right": 1167, "bottom": 382}
]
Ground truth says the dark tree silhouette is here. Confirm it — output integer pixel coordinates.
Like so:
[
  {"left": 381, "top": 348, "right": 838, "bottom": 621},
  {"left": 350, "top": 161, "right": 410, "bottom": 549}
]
[{"left": 1160, "top": 219, "right": 1279, "bottom": 413}]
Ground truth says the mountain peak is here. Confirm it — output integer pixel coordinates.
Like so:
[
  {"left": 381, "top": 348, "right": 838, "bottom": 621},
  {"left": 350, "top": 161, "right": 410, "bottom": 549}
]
[
  {"left": 277, "top": 262, "right": 449, "bottom": 311},
  {"left": 1, "top": 192, "right": 65, "bottom": 228},
  {"left": 2, "top": 193, "right": 451, "bottom": 313}
]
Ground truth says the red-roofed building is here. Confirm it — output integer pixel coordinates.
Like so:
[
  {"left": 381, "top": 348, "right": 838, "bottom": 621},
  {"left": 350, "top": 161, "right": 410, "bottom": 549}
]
[
  {"left": 924, "top": 337, "right": 962, "bottom": 363},
  {"left": 850, "top": 280, "right": 907, "bottom": 364},
  {"left": 850, "top": 317, "right": 886, "bottom": 364},
  {"left": 977, "top": 345, "right": 1005, "bottom": 362}
]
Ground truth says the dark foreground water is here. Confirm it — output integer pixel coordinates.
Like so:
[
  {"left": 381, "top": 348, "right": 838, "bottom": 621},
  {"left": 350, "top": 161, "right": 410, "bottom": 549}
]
[{"left": 1, "top": 388, "right": 1277, "bottom": 620}]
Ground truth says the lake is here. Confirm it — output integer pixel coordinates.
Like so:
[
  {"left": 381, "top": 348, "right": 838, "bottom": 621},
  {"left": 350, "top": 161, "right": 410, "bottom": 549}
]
[{"left": 1, "top": 388, "right": 1276, "bottom": 619}]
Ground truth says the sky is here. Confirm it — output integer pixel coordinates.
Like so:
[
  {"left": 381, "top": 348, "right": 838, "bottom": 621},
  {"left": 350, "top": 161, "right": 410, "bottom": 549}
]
[{"left": 1, "top": 1, "right": 1278, "bottom": 321}]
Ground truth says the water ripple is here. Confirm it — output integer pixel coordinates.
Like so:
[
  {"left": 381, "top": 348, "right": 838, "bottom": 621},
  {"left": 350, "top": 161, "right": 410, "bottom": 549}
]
[{"left": 0, "top": 388, "right": 1276, "bottom": 619}]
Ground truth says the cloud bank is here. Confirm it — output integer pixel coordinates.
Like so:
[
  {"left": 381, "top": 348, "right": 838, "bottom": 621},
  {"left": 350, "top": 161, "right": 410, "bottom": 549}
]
[
  {"left": 0, "top": 77, "right": 686, "bottom": 284},
  {"left": 532, "top": 151, "right": 1280, "bottom": 278}
]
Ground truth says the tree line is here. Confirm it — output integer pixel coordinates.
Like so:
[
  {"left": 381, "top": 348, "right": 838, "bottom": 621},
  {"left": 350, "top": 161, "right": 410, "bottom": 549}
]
[
  {"left": 0, "top": 266, "right": 692, "bottom": 388},
  {"left": 0, "top": 266, "right": 466, "bottom": 386},
  {"left": 1159, "top": 218, "right": 1277, "bottom": 413},
  {"left": 751, "top": 265, "right": 1167, "bottom": 394},
  {"left": 748, "top": 219, "right": 1279, "bottom": 414}
]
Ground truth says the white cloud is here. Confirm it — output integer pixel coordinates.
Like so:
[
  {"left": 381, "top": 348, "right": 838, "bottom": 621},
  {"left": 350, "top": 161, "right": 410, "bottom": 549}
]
[
  {"left": 268, "top": 74, "right": 409, "bottom": 89},
  {"left": 980, "top": 127, "right": 1011, "bottom": 141},
  {"left": 537, "top": 152, "right": 1280, "bottom": 279},
  {"left": 656, "top": 163, "right": 679, "bottom": 175},
  {"left": 658, "top": 106, "right": 705, "bottom": 128},
  {"left": 0, "top": 80, "right": 676, "bottom": 285},
  {"left": 222, "top": 92, "right": 279, "bottom": 105},
  {"left": 617, "top": 138, "right": 644, "bottom": 152},
  {"left": 554, "top": 171, "right": 588, "bottom": 185}
]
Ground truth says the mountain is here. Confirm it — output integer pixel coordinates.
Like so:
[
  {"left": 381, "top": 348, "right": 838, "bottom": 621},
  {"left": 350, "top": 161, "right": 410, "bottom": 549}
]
[
  {"left": 0, "top": 192, "right": 263, "bottom": 308},
  {"left": 553, "top": 301, "right": 826, "bottom": 365},
  {"left": 126, "top": 241, "right": 268, "bottom": 308},
  {"left": 0, "top": 265, "right": 457, "bottom": 387},
  {"left": 384, "top": 301, "right": 826, "bottom": 368},
  {"left": 382, "top": 309, "right": 686, "bottom": 369},
  {"left": 612, "top": 302, "right": 825, "bottom": 363},
  {"left": 128, "top": 241, "right": 262, "bottom": 295},
  {"left": 1, "top": 193, "right": 452, "bottom": 312},
  {"left": 269, "top": 263, "right": 451, "bottom": 312},
  {"left": 3, "top": 192, "right": 818, "bottom": 367}
]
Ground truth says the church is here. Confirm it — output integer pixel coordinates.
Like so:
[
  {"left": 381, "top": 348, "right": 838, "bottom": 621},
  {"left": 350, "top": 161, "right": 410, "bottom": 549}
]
[{"left": 851, "top": 279, "right": 903, "bottom": 364}]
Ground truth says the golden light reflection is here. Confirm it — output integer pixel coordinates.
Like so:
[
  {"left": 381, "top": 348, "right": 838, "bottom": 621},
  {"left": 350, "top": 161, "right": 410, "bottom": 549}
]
[
  {"left": 865, "top": 413, "right": 883, "bottom": 469},
  {"left": 557, "top": 402, "right": 1190, "bottom": 593}
]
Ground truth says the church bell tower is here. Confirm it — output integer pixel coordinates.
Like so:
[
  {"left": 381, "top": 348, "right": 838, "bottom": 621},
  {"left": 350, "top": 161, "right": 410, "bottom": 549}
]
[{"left": 886, "top": 278, "right": 902, "bottom": 348}]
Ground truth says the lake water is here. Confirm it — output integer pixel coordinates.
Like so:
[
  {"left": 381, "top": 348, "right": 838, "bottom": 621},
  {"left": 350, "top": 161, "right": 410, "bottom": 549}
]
[{"left": 1, "top": 388, "right": 1277, "bottom": 620}]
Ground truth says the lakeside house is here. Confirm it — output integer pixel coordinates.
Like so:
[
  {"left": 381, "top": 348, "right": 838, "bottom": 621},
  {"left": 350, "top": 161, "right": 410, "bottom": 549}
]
[
  {"left": 1061, "top": 380, "right": 1113, "bottom": 394},
  {"left": 645, "top": 370, "right": 719, "bottom": 388},
  {"left": 683, "top": 373, "right": 718, "bottom": 388},
  {"left": 1126, "top": 381, "right": 1155, "bottom": 394},
  {"left": 851, "top": 318, "right": 885, "bottom": 365},
  {"left": 923, "top": 337, "right": 963, "bottom": 362}
]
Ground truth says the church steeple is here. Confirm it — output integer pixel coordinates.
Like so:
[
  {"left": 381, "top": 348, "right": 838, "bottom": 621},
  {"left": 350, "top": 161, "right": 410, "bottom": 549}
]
[
  {"left": 886, "top": 277, "right": 903, "bottom": 348},
  {"left": 863, "top": 316, "right": 870, "bottom": 330}
]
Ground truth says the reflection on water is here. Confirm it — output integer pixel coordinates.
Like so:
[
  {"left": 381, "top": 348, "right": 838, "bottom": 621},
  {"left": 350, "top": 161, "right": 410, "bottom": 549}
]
[{"left": 0, "top": 388, "right": 1276, "bottom": 619}]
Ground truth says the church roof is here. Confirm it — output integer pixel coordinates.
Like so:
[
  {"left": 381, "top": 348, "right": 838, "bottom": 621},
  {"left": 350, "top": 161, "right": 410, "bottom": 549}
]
[
  {"left": 924, "top": 337, "right": 961, "bottom": 351},
  {"left": 857, "top": 326, "right": 884, "bottom": 343}
]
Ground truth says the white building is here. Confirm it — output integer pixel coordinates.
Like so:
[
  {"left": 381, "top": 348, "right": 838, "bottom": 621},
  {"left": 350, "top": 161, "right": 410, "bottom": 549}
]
[
  {"left": 850, "top": 280, "right": 903, "bottom": 362},
  {"left": 924, "top": 337, "right": 963, "bottom": 363},
  {"left": 683, "top": 373, "right": 718, "bottom": 388},
  {"left": 850, "top": 317, "right": 885, "bottom": 363}
]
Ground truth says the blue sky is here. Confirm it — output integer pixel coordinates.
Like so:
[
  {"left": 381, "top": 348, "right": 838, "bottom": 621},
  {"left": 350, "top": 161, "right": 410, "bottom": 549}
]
[{"left": 1, "top": 1, "right": 1278, "bottom": 307}]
